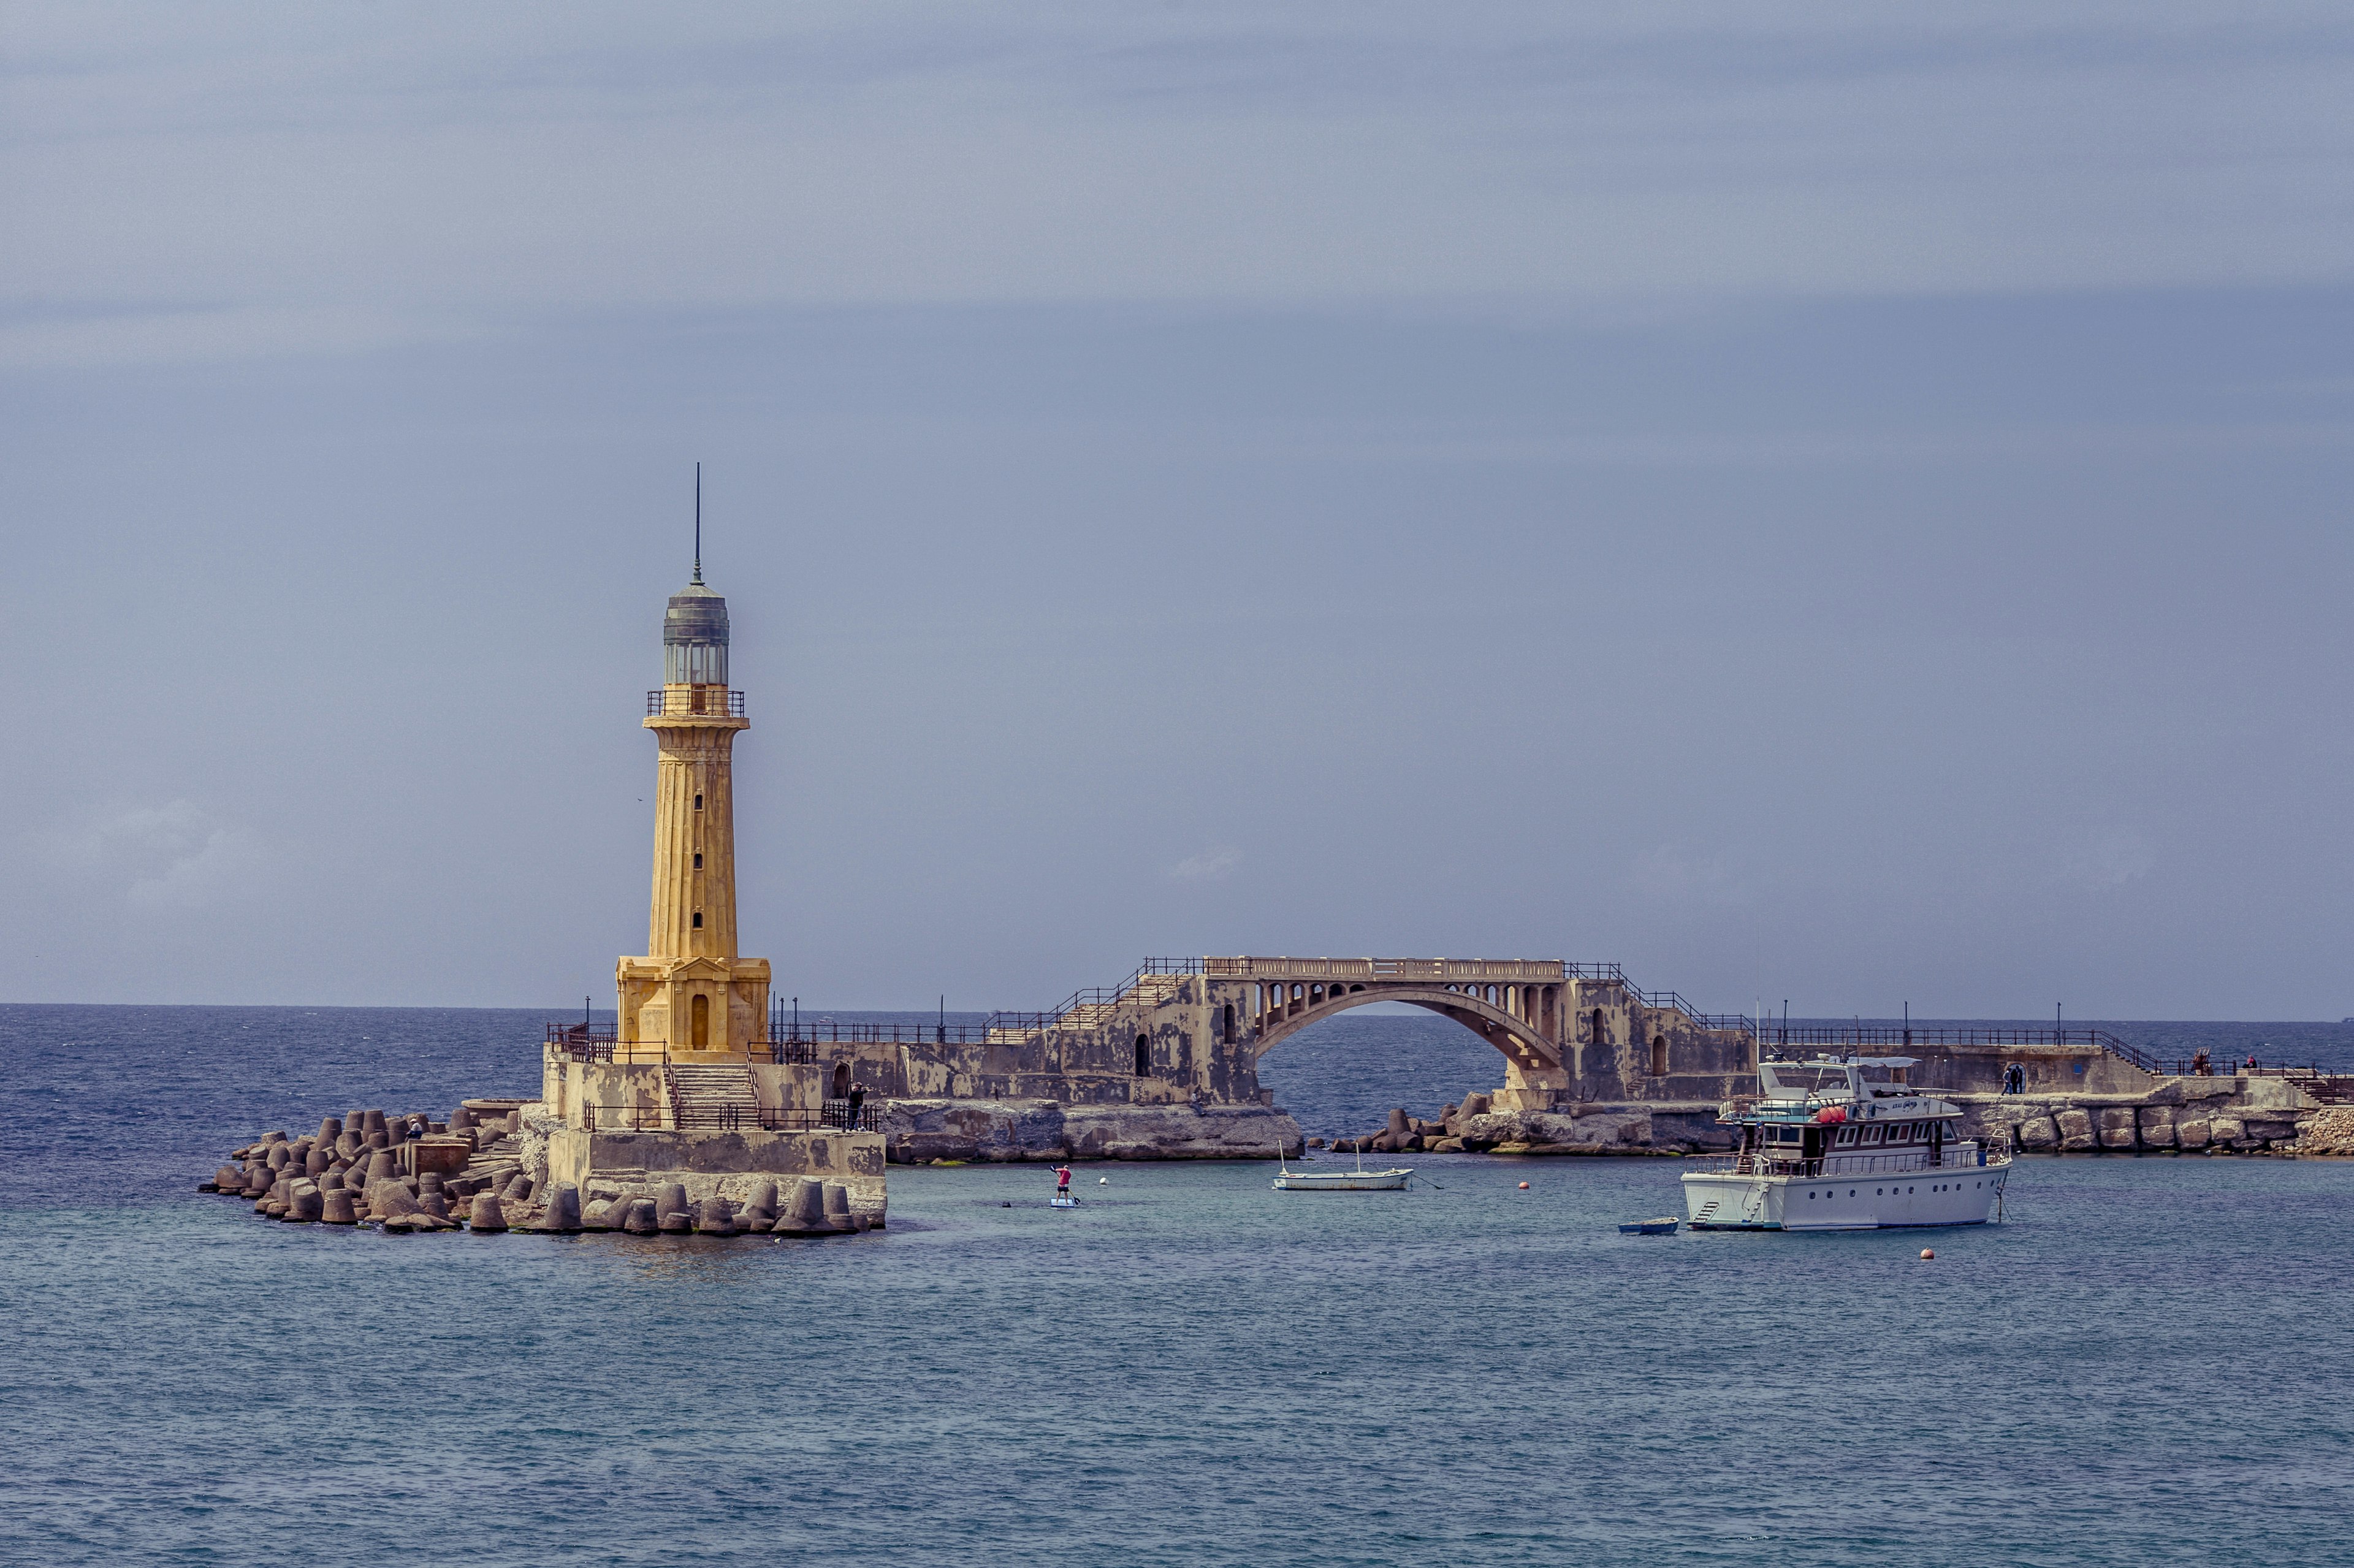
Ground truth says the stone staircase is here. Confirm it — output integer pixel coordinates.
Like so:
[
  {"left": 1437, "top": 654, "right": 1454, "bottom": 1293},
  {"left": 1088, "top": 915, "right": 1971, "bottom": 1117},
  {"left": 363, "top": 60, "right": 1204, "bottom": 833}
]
[
  {"left": 457, "top": 1132, "right": 524, "bottom": 1194},
  {"left": 665, "top": 1062, "right": 763, "bottom": 1132}
]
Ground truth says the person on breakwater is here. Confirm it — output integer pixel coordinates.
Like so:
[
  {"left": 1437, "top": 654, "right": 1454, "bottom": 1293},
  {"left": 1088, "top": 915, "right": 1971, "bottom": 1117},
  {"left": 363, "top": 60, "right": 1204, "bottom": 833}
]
[{"left": 847, "top": 1081, "right": 867, "bottom": 1127}]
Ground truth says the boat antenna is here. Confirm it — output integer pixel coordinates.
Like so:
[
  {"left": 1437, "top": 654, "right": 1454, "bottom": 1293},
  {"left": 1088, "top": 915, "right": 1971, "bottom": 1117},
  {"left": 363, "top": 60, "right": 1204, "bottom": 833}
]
[{"left": 692, "top": 462, "right": 703, "bottom": 584}]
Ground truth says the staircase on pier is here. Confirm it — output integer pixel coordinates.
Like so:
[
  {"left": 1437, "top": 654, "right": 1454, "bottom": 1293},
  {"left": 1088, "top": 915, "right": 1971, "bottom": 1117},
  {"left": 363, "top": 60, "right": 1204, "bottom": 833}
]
[{"left": 663, "top": 1062, "right": 763, "bottom": 1132}]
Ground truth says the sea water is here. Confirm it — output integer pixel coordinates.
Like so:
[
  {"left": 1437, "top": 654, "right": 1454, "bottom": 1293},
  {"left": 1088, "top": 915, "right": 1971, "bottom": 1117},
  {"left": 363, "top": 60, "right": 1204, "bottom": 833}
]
[{"left": 4, "top": 1003, "right": 2353, "bottom": 1566}]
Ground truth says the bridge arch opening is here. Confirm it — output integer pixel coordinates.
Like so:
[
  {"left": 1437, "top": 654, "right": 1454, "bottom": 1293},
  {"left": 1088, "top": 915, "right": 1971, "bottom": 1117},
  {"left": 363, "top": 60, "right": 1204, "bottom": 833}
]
[{"left": 1246, "top": 981, "right": 1566, "bottom": 1085}]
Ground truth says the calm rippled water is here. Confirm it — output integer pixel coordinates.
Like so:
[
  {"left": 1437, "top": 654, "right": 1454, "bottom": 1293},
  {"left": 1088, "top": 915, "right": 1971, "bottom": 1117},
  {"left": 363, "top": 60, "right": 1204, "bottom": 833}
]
[{"left": 6, "top": 1003, "right": 2353, "bottom": 1566}]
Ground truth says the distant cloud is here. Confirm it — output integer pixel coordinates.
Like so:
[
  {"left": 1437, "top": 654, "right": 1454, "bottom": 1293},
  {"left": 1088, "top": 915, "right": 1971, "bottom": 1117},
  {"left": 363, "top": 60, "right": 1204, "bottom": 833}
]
[
  {"left": 44, "top": 801, "right": 258, "bottom": 909},
  {"left": 2059, "top": 826, "right": 2154, "bottom": 892},
  {"left": 1629, "top": 845, "right": 1750, "bottom": 908},
  {"left": 1171, "top": 847, "right": 1241, "bottom": 883}
]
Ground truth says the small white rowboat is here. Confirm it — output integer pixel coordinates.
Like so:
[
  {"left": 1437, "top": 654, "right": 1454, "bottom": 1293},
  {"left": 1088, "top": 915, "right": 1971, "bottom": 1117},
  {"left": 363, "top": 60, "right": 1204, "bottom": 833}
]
[{"left": 1272, "top": 1147, "right": 1411, "bottom": 1191}]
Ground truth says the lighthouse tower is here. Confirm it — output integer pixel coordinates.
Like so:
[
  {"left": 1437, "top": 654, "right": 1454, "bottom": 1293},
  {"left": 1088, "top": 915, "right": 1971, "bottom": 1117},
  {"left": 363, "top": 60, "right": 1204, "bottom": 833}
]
[{"left": 614, "top": 530, "right": 772, "bottom": 1060}]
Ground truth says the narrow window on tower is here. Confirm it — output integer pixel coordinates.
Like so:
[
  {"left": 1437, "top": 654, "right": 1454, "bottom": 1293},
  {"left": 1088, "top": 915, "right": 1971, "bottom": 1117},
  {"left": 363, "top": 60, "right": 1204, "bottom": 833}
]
[
  {"left": 693, "top": 853, "right": 703, "bottom": 869},
  {"left": 692, "top": 911, "right": 703, "bottom": 929},
  {"left": 694, "top": 793, "right": 704, "bottom": 810}
]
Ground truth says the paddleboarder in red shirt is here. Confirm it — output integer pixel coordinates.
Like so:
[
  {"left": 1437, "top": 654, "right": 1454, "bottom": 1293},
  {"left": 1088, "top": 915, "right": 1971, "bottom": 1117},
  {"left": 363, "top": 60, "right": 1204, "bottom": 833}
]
[{"left": 1054, "top": 1165, "right": 1073, "bottom": 1199}]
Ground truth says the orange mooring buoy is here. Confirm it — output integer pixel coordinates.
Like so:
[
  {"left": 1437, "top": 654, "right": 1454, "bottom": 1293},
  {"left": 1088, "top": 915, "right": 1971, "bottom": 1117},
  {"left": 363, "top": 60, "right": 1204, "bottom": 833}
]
[
  {"left": 1518, "top": 1181, "right": 1531, "bottom": 1190},
  {"left": 1920, "top": 1248, "right": 1935, "bottom": 1260}
]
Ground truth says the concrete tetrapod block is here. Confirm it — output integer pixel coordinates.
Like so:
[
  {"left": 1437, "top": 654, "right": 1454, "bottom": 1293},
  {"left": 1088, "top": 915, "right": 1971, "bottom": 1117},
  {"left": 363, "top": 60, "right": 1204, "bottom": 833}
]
[
  {"left": 820, "top": 1182, "right": 858, "bottom": 1233},
  {"left": 539, "top": 1182, "right": 582, "bottom": 1233},
  {"left": 366, "top": 1180, "right": 421, "bottom": 1222},
  {"left": 321, "top": 1189, "right": 357, "bottom": 1224},
  {"left": 655, "top": 1181, "right": 690, "bottom": 1222},
  {"left": 774, "top": 1177, "right": 828, "bottom": 1236},
  {"left": 288, "top": 1185, "right": 324, "bottom": 1223},
  {"left": 740, "top": 1179, "right": 779, "bottom": 1232},
  {"left": 317, "top": 1116, "right": 343, "bottom": 1144},
  {"left": 212, "top": 1165, "right": 243, "bottom": 1193},
  {"left": 303, "top": 1146, "right": 330, "bottom": 1176},
  {"left": 693, "top": 1197, "right": 739, "bottom": 1236},
  {"left": 468, "top": 1193, "right": 508, "bottom": 1232},
  {"left": 581, "top": 1198, "right": 619, "bottom": 1230},
  {"left": 502, "top": 1173, "right": 535, "bottom": 1203},
  {"left": 267, "top": 1143, "right": 292, "bottom": 1171},
  {"left": 622, "top": 1198, "right": 660, "bottom": 1236},
  {"left": 243, "top": 1167, "right": 273, "bottom": 1198}
]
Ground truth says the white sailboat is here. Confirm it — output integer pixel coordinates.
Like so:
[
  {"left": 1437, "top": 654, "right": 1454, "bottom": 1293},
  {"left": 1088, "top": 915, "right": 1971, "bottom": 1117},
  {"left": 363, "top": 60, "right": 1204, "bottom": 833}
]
[{"left": 1272, "top": 1144, "right": 1412, "bottom": 1191}]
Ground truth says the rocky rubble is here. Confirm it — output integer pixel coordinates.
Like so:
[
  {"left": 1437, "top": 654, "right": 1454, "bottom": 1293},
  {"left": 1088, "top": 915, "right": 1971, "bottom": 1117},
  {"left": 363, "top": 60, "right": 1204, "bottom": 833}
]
[
  {"left": 202, "top": 1102, "right": 878, "bottom": 1238},
  {"left": 881, "top": 1098, "right": 1304, "bottom": 1162},
  {"left": 2293, "top": 1108, "right": 2354, "bottom": 1157},
  {"left": 1324, "top": 1093, "right": 1681, "bottom": 1157}
]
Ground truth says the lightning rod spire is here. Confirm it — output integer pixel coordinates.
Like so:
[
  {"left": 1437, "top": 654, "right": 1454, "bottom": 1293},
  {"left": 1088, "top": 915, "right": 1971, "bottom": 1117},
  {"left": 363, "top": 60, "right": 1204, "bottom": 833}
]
[{"left": 692, "top": 462, "right": 703, "bottom": 585}]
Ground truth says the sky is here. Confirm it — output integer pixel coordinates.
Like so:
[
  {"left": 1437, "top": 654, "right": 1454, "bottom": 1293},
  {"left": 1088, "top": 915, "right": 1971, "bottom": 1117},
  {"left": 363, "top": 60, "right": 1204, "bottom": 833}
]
[{"left": 2, "top": 2, "right": 2350, "bottom": 1018}]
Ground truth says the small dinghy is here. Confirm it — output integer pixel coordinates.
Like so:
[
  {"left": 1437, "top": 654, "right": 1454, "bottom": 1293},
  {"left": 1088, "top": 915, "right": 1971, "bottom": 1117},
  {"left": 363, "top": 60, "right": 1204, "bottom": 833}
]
[
  {"left": 1272, "top": 1146, "right": 1411, "bottom": 1192},
  {"left": 1618, "top": 1217, "right": 1680, "bottom": 1235}
]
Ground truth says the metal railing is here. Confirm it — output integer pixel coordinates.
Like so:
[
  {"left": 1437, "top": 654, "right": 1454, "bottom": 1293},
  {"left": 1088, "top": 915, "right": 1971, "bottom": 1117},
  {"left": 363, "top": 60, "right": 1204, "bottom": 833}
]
[
  {"left": 1204, "top": 956, "right": 1569, "bottom": 984},
  {"left": 644, "top": 688, "right": 746, "bottom": 717},
  {"left": 1686, "top": 1145, "right": 2010, "bottom": 1178},
  {"left": 545, "top": 1026, "right": 815, "bottom": 1066},
  {"left": 1628, "top": 989, "right": 1756, "bottom": 1033},
  {"left": 1758, "top": 1024, "right": 2165, "bottom": 1076},
  {"left": 987, "top": 960, "right": 1202, "bottom": 1034},
  {"left": 774, "top": 1019, "right": 997, "bottom": 1048}
]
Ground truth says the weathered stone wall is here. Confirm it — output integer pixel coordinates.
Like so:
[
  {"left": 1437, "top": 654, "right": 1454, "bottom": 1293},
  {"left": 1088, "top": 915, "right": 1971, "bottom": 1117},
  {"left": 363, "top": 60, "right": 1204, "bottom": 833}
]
[
  {"left": 548, "top": 1125, "right": 886, "bottom": 1219},
  {"left": 1956, "top": 1075, "right": 2313, "bottom": 1154}
]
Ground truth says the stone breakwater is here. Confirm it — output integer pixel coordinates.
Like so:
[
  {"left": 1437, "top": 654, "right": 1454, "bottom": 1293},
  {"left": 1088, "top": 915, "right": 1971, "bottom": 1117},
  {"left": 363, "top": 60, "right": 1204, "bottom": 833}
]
[
  {"left": 1325, "top": 1078, "right": 2354, "bottom": 1160},
  {"left": 883, "top": 1098, "right": 1304, "bottom": 1163},
  {"left": 1324, "top": 1094, "right": 1685, "bottom": 1158},
  {"left": 1959, "top": 1076, "right": 2326, "bottom": 1155},
  {"left": 201, "top": 1100, "right": 880, "bottom": 1237}
]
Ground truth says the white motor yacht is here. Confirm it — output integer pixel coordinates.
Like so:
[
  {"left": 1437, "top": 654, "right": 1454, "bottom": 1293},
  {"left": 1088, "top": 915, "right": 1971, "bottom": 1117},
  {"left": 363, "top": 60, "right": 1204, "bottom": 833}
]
[{"left": 1681, "top": 1055, "right": 2010, "bottom": 1231}]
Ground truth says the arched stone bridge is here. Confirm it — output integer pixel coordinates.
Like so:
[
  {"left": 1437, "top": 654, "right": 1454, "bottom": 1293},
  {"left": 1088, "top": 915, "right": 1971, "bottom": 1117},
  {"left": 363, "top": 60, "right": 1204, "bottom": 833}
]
[
  {"left": 1226, "top": 957, "right": 1573, "bottom": 1076},
  {"left": 844, "top": 954, "right": 1762, "bottom": 1113}
]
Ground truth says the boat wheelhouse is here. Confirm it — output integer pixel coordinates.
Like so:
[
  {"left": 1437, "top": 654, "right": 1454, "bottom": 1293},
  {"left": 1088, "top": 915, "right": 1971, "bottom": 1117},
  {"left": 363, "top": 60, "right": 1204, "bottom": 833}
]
[{"left": 1680, "top": 1054, "right": 2010, "bottom": 1231}]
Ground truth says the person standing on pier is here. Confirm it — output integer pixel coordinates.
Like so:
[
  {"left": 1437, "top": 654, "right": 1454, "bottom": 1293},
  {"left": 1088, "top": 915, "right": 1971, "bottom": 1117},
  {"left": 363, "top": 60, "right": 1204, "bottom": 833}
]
[{"left": 845, "top": 1081, "right": 867, "bottom": 1129}]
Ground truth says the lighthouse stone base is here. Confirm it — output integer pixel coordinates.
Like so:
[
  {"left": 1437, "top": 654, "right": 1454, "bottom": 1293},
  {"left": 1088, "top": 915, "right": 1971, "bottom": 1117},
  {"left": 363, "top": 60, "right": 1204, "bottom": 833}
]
[{"left": 546, "top": 1125, "right": 887, "bottom": 1225}]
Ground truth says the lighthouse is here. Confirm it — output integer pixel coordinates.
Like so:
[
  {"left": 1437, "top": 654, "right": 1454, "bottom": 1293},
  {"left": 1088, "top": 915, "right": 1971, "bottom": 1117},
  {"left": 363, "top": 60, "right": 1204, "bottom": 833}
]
[{"left": 613, "top": 509, "right": 772, "bottom": 1060}]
